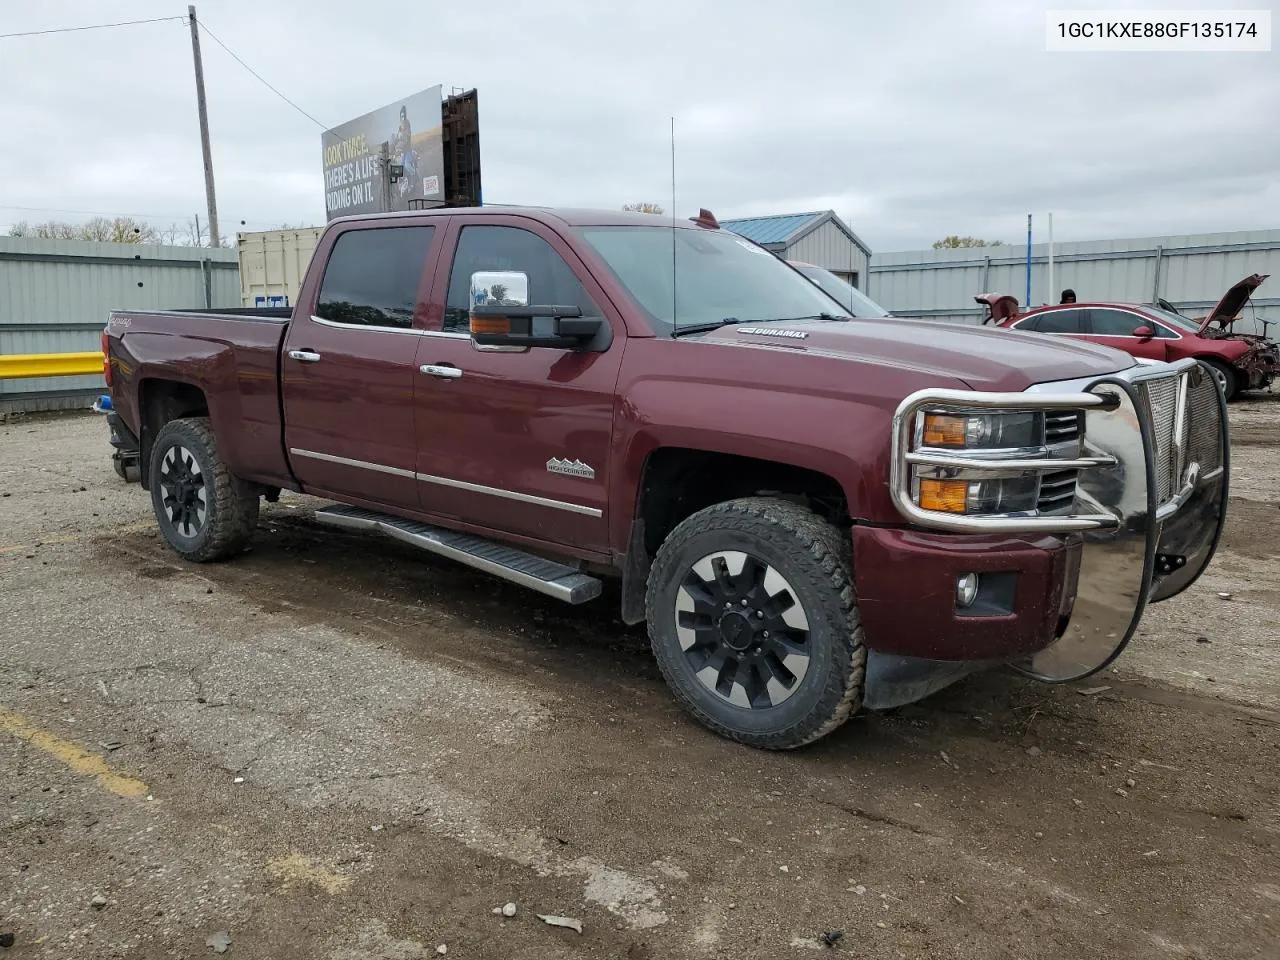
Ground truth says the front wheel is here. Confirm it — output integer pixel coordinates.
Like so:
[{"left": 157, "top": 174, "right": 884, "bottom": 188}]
[
  {"left": 645, "top": 497, "right": 866, "bottom": 750},
  {"left": 149, "top": 417, "right": 259, "bottom": 562},
  {"left": 1201, "top": 358, "right": 1239, "bottom": 402}
]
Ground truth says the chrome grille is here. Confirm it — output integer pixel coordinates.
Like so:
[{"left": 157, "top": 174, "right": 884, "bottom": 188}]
[
  {"left": 1044, "top": 410, "right": 1082, "bottom": 445},
  {"left": 1140, "top": 375, "right": 1179, "bottom": 503},
  {"left": 1186, "top": 371, "right": 1223, "bottom": 475},
  {"left": 1036, "top": 469, "right": 1078, "bottom": 515}
]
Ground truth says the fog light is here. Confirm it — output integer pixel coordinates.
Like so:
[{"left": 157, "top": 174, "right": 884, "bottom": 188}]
[{"left": 956, "top": 572, "right": 980, "bottom": 608}]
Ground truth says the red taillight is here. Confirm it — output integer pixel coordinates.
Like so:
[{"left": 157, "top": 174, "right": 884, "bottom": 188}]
[{"left": 101, "top": 329, "right": 112, "bottom": 388}]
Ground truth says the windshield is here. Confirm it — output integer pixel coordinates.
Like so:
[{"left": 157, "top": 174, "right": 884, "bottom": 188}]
[
  {"left": 577, "top": 226, "right": 853, "bottom": 335},
  {"left": 789, "top": 262, "right": 892, "bottom": 318}
]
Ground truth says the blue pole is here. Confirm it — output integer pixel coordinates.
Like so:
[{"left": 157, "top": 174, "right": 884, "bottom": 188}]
[{"left": 1025, "top": 214, "right": 1032, "bottom": 306}]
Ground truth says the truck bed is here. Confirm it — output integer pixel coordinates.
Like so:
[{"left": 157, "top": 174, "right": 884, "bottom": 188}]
[{"left": 105, "top": 308, "right": 294, "bottom": 489}]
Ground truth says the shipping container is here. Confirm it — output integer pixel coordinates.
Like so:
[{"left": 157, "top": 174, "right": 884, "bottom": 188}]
[{"left": 236, "top": 227, "right": 324, "bottom": 308}]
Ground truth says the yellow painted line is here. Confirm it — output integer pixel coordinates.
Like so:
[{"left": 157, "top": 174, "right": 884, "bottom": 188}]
[
  {"left": 0, "top": 709, "right": 148, "bottom": 799},
  {"left": 0, "top": 351, "right": 104, "bottom": 380},
  {"left": 0, "top": 521, "right": 156, "bottom": 555}
]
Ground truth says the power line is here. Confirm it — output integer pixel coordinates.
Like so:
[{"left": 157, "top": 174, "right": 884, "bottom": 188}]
[
  {"left": 0, "top": 13, "right": 326, "bottom": 132},
  {"left": 196, "top": 19, "right": 327, "bottom": 129},
  {"left": 0, "top": 16, "right": 185, "bottom": 40}
]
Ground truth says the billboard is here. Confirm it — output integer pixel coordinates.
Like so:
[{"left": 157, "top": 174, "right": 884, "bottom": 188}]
[{"left": 321, "top": 85, "right": 445, "bottom": 220}]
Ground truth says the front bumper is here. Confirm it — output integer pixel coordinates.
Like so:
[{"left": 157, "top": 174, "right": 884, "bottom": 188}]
[{"left": 863, "top": 357, "right": 1228, "bottom": 683}]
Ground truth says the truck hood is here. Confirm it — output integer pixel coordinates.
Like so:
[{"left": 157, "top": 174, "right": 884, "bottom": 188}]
[
  {"left": 1199, "top": 273, "right": 1268, "bottom": 332},
  {"left": 705, "top": 318, "right": 1134, "bottom": 391}
]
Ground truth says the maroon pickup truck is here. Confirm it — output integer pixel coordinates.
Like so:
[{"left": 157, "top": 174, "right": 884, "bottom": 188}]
[{"left": 102, "top": 206, "right": 1229, "bottom": 749}]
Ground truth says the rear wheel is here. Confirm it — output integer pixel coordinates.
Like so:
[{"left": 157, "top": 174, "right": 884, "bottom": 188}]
[
  {"left": 646, "top": 497, "right": 865, "bottom": 750},
  {"left": 149, "top": 417, "right": 259, "bottom": 562},
  {"left": 1201, "top": 358, "right": 1239, "bottom": 401}
]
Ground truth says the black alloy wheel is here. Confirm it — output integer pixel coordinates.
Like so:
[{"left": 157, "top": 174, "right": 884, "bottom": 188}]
[
  {"left": 676, "top": 550, "right": 812, "bottom": 709},
  {"left": 159, "top": 444, "right": 208, "bottom": 538}
]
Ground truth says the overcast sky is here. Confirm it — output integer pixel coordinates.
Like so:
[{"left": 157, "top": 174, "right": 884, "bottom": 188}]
[{"left": 1, "top": 0, "right": 1276, "bottom": 251}]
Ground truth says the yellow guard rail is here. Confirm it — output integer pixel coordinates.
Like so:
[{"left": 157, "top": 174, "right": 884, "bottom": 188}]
[{"left": 0, "top": 352, "right": 104, "bottom": 380}]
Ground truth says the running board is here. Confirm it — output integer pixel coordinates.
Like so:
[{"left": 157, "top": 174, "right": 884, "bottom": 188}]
[{"left": 313, "top": 504, "right": 602, "bottom": 605}]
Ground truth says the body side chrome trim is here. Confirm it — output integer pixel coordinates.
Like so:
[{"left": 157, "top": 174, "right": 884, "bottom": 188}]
[
  {"left": 291, "top": 447, "right": 604, "bottom": 517},
  {"left": 306, "top": 314, "right": 472, "bottom": 340},
  {"left": 1012, "top": 308, "right": 1186, "bottom": 341},
  {"left": 416, "top": 473, "right": 603, "bottom": 517},
  {"left": 308, "top": 314, "right": 424, "bottom": 336},
  {"left": 289, "top": 447, "right": 416, "bottom": 478}
]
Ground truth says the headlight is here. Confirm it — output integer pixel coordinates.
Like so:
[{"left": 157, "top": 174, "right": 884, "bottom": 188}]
[
  {"left": 920, "top": 411, "right": 1040, "bottom": 450},
  {"left": 918, "top": 475, "right": 1040, "bottom": 515},
  {"left": 911, "top": 408, "right": 1076, "bottom": 517}
]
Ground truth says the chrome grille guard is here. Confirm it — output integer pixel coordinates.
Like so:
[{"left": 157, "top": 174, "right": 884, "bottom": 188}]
[
  {"left": 889, "top": 357, "right": 1229, "bottom": 683},
  {"left": 890, "top": 357, "right": 1226, "bottom": 537}
]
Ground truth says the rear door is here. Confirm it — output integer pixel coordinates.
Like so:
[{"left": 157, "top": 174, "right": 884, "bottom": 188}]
[
  {"left": 1083, "top": 308, "right": 1172, "bottom": 362},
  {"left": 282, "top": 221, "right": 445, "bottom": 510},
  {"left": 411, "top": 215, "right": 625, "bottom": 554}
]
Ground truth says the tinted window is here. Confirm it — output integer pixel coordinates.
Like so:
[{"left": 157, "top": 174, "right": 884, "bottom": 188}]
[
  {"left": 444, "top": 226, "right": 602, "bottom": 333},
  {"left": 1013, "top": 315, "right": 1042, "bottom": 332},
  {"left": 1090, "top": 308, "right": 1149, "bottom": 337},
  {"left": 316, "top": 226, "right": 434, "bottom": 329},
  {"left": 1034, "top": 309, "right": 1084, "bottom": 333}
]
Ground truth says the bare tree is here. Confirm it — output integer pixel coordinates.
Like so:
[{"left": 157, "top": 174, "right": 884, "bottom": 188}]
[
  {"left": 623, "top": 202, "right": 665, "bottom": 215},
  {"left": 6, "top": 217, "right": 157, "bottom": 243}
]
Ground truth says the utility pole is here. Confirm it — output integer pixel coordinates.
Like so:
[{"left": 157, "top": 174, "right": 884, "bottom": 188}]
[{"left": 187, "top": 5, "right": 221, "bottom": 248}]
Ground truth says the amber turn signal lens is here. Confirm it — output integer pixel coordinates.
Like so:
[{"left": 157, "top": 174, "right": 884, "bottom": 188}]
[
  {"left": 918, "top": 478, "right": 968, "bottom": 513},
  {"left": 922, "top": 413, "right": 967, "bottom": 447},
  {"left": 470, "top": 316, "right": 510, "bottom": 335}
]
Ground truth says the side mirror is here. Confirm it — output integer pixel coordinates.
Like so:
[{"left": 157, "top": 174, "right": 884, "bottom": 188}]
[
  {"left": 471, "top": 304, "right": 602, "bottom": 349},
  {"left": 468, "top": 269, "right": 604, "bottom": 349},
  {"left": 1133, "top": 325, "right": 1154, "bottom": 340}
]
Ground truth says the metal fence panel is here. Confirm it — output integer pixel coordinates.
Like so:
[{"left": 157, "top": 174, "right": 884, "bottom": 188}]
[
  {"left": 870, "top": 229, "right": 1280, "bottom": 333},
  {"left": 0, "top": 237, "right": 239, "bottom": 412}
]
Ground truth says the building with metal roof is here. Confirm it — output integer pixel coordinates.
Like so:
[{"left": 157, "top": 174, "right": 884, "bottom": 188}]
[{"left": 722, "top": 210, "right": 873, "bottom": 290}]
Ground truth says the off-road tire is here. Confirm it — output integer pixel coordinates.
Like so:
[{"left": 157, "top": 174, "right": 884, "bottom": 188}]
[
  {"left": 1201, "top": 358, "right": 1239, "bottom": 402},
  {"left": 149, "top": 417, "right": 258, "bottom": 563},
  {"left": 645, "top": 497, "right": 866, "bottom": 750}
]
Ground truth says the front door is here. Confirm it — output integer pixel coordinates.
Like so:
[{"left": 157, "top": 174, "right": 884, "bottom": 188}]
[
  {"left": 412, "top": 216, "right": 625, "bottom": 554},
  {"left": 282, "top": 223, "right": 442, "bottom": 510},
  {"left": 1082, "top": 308, "right": 1172, "bottom": 362}
]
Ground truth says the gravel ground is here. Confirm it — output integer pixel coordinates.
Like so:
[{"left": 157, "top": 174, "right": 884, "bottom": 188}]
[{"left": 1, "top": 403, "right": 1278, "bottom": 960}]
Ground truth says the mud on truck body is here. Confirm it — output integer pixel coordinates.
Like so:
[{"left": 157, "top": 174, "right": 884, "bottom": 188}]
[{"left": 100, "top": 206, "right": 1229, "bottom": 749}]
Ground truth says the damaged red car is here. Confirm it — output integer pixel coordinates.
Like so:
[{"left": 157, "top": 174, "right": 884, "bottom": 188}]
[{"left": 977, "top": 274, "right": 1278, "bottom": 400}]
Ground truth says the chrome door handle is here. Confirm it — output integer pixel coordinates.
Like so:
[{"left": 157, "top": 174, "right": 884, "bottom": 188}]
[
  {"left": 420, "top": 364, "right": 463, "bottom": 379},
  {"left": 288, "top": 349, "right": 321, "bottom": 363}
]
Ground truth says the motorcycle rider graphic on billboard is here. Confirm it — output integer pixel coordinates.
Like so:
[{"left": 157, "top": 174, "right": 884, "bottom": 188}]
[{"left": 321, "top": 85, "right": 445, "bottom": 219}]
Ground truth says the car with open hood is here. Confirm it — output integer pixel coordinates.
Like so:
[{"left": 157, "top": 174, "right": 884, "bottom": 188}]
[{"left": 976, "top": 274, "right": 1277, "bottom": 400}]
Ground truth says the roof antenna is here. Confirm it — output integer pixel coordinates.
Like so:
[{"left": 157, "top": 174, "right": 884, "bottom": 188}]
[{"left": 670, "top": 115, "right": 678, "bottom": 335}]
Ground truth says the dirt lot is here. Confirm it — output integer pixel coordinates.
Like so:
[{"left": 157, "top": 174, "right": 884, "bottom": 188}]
[{"left": 2, "top": 400, "right": 1278, "bottom": 960}]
